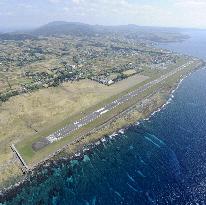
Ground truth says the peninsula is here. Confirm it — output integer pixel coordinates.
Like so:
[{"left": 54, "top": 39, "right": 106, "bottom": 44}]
[{"left": 0, "top": 22, "right": 204, "bottom": 190}]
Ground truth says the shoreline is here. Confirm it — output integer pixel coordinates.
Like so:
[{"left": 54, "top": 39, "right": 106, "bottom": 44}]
[
  {"left": 0, "top": 64, "right": 205, "bottom": 202},
  {"left": 145, "top": 69, "right": 189, "bottom": 121}
]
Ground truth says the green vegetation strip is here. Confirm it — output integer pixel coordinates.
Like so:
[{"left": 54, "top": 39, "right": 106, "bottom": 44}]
[{"left": 16, "top": 61, "right": 200, "bottom": 166}]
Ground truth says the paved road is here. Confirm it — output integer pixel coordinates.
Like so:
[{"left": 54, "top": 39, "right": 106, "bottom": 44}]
[{"left": 32, "top": 61, "right": 193, "bottom": 151}]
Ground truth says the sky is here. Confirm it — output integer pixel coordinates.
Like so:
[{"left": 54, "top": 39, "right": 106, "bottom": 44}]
[{"left": 0, "top": 0, "right": 206, "bottom": 31}]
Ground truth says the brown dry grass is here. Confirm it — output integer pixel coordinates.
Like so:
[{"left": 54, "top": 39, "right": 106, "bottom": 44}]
[
  {"left": 123, "top": 69, "right": 137, "bottom": 76},
  {"left": 0, "top": 74, "right": 148, "bottom": 186},
  {"left": 0, "top": 74, "right": 148, "bottom": 162},
  {"left": 24, "top": 58, "right": 60, "bottom": 72}
]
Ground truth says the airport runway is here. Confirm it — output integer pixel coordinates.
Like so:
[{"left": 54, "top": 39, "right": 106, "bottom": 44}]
[{"left": 32, "top": 61, "right": 193, "bottom": 151}]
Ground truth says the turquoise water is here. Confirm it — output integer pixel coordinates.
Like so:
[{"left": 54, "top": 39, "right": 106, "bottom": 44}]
[{"left": 1, "top": 30, "right": 206, "bottom": 204}]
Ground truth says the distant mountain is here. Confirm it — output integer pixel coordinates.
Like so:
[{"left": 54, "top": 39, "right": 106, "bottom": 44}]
[
  {"left": 30, "top": 21, "right": 189, "bottom": 42},
  {"left": 0, "top": 21, "right": 189, "bottom": 43},
  {"left": 32, "top": 21, "right": 95, "bottom": 36},
  {"left": 30, "top": 22, "right": 151, "bottom": 36}
]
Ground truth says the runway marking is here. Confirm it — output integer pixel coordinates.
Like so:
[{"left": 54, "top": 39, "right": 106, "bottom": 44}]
[{"left": 33, "top": 61, "right": 193, "bottom": 147}]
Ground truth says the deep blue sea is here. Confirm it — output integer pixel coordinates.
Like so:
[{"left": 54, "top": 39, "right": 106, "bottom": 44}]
[{"left": 2, "top": 30, "right": 206, "bottom": 205}]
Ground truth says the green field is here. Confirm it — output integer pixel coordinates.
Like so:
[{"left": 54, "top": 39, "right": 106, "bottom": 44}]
[{"left": 15, "top": 60, "right": 202, "bottom": 167}]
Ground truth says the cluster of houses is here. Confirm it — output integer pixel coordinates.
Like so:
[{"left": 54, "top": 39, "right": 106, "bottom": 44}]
[
  {"left": 90, "top": 76, "right": 115, "bottom": 85},
  {"left": 0, "top": 35, "right": 183, "bottom": 103}
]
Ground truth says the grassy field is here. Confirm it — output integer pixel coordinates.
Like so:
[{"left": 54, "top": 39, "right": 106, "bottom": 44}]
[
  {"left": 16, "top": 82, "right": 161, "bottom": 165},
  {"left": 122, "top": 69, "right": 137, "bottom": 76},
  {"left": 14, "top": 60, "right": 203, "bottom": 166},
  {"left": 0, "top": 74, "right": 148, "bottom": 163},
  {"left": 0, "top": 59, "right": 203, "bottom": 187}
]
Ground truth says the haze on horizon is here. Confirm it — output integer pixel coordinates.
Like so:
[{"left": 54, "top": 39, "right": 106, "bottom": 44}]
[{"left": 0, "top": 0, "right": 205, "bottom": 31}]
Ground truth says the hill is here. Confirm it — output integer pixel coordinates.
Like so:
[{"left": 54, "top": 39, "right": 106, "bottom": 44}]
[
  {"left": 0, "top": 22, "right": 189, "bottom": 43},
  {"left": 32, "top": 21, "right": 95, "bottom": 36},
  {"left": 30, "top": 21, "right": 189, "bottom": 43}
]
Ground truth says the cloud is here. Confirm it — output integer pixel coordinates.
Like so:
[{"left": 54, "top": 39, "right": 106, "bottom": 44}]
[
  {"left": 48, "top": 0, "right": 63, "bottom": 4},
  {"left": 0, "top": 11, "right": 14, "bottom": 16},
  {"left": 61, "top": 0, "right": 206, "bottom": 28},
  {"left": 0, "top": 0, "right": 206, "bottom": 29},
  {"left": 175, "top": 0, "right": 206, "bottom": 6},
  {"left": 173, "top": 0, "right": 206, "bottom": 27},
  {"left": 18, "top": 3, "right": 33, "bottom": 9},
  {"left": 61, "top": 0, "right": 175, "bottom": 26},
  {"left": 71, "top": 0, "right": 83, "bottom": 5}
]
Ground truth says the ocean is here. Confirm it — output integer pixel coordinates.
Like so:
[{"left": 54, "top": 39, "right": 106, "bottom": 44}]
[{"left": 2, "top": 30, "right": 206, "bottom": 205}]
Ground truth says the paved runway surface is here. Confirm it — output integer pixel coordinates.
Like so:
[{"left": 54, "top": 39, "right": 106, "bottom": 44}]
[{"left": 32, "top": 61, "right": 193, "bottom": 151}]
